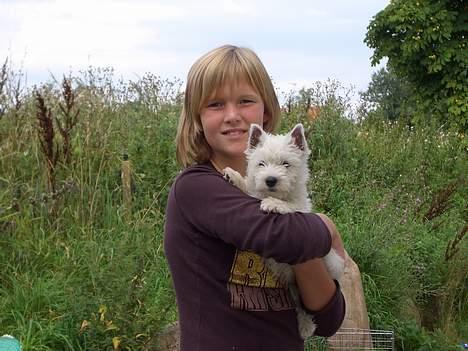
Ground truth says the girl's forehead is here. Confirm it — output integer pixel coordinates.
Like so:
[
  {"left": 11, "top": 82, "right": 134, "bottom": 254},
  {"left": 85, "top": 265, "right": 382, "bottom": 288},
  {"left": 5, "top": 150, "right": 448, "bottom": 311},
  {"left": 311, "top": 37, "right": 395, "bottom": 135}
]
[{"left": 205, "top": 79, "right": 259, "bottom": 99}]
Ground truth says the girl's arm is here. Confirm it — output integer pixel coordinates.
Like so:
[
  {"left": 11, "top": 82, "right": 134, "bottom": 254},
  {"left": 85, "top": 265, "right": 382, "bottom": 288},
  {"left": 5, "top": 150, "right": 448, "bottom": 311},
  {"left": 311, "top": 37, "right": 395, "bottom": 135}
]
[
  {"left": 172, "top": 165, "right": 333, "bottom": 262},
  {"left": 294, "top": 258, "right": 336, "bottom": 311},
  {"left": 293, "top": 213, "right": 346, "bottom": 337},
  {"left": 294, "top": 213, "right": 345, "bottom": 310},
  {"left": 294, "top": 259, "right": 345, "bottom": 337}
]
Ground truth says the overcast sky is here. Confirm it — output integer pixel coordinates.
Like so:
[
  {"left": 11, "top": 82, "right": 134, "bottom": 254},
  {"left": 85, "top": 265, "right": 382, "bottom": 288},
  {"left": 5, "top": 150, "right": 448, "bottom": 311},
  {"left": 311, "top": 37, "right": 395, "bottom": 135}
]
[{"left": 1, "top": 0, "right": 389, "bottom": 97}]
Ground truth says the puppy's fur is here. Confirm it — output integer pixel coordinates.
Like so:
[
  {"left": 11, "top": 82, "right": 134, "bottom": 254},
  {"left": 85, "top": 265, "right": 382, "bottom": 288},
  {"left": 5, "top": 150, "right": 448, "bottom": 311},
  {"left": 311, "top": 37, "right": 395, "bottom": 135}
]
[{"left": 223, "top": 123, "right": 344, "bottom": 340}]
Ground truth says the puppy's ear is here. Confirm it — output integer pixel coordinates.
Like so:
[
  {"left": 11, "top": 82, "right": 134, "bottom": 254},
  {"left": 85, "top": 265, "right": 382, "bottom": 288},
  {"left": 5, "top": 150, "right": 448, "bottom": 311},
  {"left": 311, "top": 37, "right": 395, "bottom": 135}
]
[
  {"left": 248, "top": 124, "right": 265, "bottom": 149},
  {"left": 290, "top": 123, "right": 307, "bottom": 151}
]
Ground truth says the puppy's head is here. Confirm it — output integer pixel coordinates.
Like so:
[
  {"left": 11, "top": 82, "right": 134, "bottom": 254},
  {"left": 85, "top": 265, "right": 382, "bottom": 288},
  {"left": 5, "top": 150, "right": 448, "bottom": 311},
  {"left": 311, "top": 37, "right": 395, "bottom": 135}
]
[{"left": 245, "top": 124, "right": 310, "bottom": 200}]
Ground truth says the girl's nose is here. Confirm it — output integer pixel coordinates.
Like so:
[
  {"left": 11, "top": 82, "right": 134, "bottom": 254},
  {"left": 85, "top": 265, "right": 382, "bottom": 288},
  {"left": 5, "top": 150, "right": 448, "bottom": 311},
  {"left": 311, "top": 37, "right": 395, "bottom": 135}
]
[{"left": 224, "top": 103, "right": 241, "bottom": 122}]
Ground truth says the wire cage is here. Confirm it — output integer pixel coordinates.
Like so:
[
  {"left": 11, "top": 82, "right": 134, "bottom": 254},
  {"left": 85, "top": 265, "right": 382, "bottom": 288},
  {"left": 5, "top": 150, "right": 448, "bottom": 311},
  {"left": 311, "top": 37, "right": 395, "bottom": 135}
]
[{"left": 305, "top": 328, "right": 395, "bottom": 351}]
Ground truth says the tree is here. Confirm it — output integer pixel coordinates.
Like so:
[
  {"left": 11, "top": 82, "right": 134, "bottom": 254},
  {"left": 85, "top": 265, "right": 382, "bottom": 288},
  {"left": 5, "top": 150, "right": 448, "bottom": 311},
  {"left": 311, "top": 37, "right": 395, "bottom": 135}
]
[
  {"left": 360, "top": 67, "right": 413, "bottom": 122},
  {"left": 365, "top": 0, "right": 468, "bottom": 130}
]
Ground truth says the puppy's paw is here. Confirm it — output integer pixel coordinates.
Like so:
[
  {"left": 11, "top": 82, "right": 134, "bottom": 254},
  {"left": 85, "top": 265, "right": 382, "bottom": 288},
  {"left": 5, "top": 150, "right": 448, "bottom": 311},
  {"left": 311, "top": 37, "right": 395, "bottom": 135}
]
[
  {"left": 324, "top": 249, "right": 345, "bottom": 280},
  {"left": 222, "top": 167, "right": 234, "bottom": 183},
  {"left": 296, "top": 308, "right": 317, "bottom": 340},
  {"left": 260, "top": 197, "right": 292, "bottom": 214},
  {"left": 222, "top": 167, "right": 246, "bottom": 192}
]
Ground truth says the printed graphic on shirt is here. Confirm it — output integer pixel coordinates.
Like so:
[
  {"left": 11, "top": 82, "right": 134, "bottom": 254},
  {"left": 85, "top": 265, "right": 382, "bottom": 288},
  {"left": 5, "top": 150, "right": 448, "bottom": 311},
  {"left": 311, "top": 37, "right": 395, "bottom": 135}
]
[{"left": 228, "top": 250, "right": 294, "bottom": 311}]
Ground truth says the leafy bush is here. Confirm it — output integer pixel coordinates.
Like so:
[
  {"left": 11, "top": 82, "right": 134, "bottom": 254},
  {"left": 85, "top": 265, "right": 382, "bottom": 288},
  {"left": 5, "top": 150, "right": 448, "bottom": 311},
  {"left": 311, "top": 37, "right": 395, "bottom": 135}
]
[{"left": 365, "top": 0, "right": 468, "bottom": 130}]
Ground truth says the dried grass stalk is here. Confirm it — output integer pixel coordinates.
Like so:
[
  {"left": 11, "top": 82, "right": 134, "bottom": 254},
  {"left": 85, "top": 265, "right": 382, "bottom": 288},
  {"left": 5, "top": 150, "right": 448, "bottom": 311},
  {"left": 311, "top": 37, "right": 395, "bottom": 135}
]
[
  {"left": 417, "top": 179, "right": 460, "bottom": 222},
  {"left": 35, "top": 90, "right": 59, "bottom": 193},
  {"left": 445, "top": 223, "right": 467, "bottom": 262},
  {"left": 0, "top": 58, "right": 7, "bottom": 118},
  {"left": 56, "top": 77, "right": 80, "bottom": 165}
]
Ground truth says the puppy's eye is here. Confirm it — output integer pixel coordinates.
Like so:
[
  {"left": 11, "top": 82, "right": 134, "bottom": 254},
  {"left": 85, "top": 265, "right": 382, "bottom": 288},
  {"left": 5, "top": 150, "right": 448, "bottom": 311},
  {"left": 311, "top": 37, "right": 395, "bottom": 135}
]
[
  {"left": 282, "top": 161, "right": 290, "bottom": 168},
  {"left": 258, "top": 161, "right": 266, "bottom": 167}
]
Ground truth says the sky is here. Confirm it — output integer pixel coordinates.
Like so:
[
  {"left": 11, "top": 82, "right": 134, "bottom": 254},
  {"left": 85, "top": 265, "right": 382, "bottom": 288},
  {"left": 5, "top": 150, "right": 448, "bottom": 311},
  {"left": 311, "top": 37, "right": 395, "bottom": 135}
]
[{"left": 0, "top": 0, "right": 389, "bottom": 98}]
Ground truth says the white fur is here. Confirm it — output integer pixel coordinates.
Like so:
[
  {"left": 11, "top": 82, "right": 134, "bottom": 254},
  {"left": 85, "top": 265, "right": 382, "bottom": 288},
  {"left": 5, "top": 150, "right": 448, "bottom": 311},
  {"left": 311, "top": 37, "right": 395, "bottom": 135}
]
[{"left": 223, "top": 123, "right": 344, "bottom": 340}]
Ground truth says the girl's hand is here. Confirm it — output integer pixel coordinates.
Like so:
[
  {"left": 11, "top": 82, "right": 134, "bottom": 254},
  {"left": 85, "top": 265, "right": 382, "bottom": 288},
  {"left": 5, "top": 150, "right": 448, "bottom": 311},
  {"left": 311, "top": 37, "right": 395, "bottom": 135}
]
[{"left": 316, "top": 213, "right": 345, "bottom": 260}]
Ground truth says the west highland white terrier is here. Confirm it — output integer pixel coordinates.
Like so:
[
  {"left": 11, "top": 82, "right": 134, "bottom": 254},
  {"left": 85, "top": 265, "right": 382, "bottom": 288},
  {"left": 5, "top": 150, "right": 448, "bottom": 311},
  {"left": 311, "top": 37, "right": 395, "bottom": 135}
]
[{"left": 223, "top": 123, "right": 344, "bottom": 340}]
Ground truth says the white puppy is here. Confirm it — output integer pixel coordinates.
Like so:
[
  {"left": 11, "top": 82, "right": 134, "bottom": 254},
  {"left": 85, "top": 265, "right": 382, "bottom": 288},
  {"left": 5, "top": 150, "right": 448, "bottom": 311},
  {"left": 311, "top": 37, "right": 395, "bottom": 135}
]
[{"left": 223, "top": 123, "right": 344, "bottom": 340}]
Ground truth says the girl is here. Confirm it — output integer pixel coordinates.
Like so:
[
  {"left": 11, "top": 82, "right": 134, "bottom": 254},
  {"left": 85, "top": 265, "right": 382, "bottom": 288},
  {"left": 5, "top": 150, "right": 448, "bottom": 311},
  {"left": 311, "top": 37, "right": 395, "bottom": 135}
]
[{"left": 164, "top": 44, "right": 345, "bottom": 350}]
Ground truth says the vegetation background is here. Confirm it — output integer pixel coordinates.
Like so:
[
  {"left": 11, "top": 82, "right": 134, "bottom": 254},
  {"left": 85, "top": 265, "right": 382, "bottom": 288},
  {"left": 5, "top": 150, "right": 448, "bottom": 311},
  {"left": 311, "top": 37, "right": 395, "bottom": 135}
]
[
  {"left": 0, "top": 2, "right": 466, "bottom": 349},
  {"left": 0, "top": 63, "right": 466, "bottom": 350}
]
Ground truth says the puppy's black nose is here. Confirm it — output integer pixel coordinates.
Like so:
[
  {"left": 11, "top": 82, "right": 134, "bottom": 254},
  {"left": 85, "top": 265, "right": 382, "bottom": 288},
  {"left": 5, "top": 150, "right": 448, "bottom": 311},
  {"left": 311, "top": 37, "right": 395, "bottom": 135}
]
[{"left": 265, "top": 176, "right": 277, "bottom": 188}]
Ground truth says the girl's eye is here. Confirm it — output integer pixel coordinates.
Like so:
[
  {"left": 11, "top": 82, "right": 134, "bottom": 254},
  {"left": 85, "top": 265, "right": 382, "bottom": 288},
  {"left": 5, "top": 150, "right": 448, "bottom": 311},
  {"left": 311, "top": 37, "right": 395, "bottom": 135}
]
[
  {"left": 207, "top": 102, "right": 223, "bottom": 109},
  {"left": 282, "top": 161, "right": 290, "bottom": 168},
  {"left": 240, "top": 99, "right": 255, "bottom": 104},
  {"left": 258, "top": 161, "right": 266, "bottom": 167}
]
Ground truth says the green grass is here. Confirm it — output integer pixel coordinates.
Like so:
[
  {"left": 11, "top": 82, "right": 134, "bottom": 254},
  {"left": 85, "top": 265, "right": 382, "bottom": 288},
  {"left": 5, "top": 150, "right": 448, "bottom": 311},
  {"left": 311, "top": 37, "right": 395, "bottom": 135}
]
[{"left": 0, "top": 69, "right": 466, "bottom": 350}]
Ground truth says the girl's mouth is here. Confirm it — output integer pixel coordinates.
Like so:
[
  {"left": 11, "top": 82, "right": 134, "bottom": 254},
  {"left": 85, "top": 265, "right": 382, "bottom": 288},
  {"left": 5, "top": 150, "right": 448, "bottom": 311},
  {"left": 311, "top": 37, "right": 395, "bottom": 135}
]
[{"left": 222, "top": 129, "right": 246, "bottom": 136}]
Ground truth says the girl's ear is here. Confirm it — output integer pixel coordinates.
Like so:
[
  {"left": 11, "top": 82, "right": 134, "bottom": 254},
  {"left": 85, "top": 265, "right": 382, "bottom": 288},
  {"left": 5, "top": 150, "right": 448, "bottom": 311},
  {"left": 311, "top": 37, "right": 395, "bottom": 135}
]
[
  {"left": 248, "top": 124, "right": 265, "bottom": 149},
  {"left": 289, "top": 123, "right": 307, "bottom": 151}
]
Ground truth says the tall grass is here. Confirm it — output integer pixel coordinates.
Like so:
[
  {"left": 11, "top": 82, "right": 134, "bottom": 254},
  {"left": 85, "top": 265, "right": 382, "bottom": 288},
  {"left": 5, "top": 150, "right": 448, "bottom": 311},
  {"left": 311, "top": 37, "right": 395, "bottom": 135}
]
[
  {"left": 279, "top": 85, "right": 466, "bottom": 350},
  {"left": 0, "top": 65, "right": 466, "bottom": 350},
  {"left": 0, "top": 67, "right": 180, "bottom": 350}
]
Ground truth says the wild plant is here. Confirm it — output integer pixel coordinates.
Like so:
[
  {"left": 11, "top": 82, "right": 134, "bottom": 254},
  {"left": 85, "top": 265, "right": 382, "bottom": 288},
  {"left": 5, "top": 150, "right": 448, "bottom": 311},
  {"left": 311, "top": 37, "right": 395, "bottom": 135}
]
[
  {"left": 416, "top": 178, "right": 462, "bottom": 223},
  {"left": 35, "top": 89, "right": 59, "bottom": 194},
  {"left": 445, "top": 224, "right": 467, "bottom": 262},
  {"left": 0, "top": 58, "right": 7, "bottom": 119},
  {"left": 56, "top": 77, "right": 80, "bottom": 165}
]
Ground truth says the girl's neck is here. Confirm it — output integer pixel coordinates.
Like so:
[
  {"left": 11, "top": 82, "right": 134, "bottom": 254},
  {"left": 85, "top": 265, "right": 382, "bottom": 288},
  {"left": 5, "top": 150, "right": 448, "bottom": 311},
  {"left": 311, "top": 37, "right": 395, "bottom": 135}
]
[{"left": 210, "top": 157, "right": 246, "bottom": 177}]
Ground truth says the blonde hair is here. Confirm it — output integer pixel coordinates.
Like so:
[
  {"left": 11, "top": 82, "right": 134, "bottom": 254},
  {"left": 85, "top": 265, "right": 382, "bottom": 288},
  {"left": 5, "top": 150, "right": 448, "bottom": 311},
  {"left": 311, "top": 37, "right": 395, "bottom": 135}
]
[{"left": 176, "top": 45, "right": 281, "bottom": 168}]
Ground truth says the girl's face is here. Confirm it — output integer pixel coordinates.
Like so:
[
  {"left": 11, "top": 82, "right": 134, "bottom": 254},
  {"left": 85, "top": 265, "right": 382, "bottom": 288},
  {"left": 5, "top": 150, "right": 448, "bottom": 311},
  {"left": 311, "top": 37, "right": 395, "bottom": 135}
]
[{"left": 200, "top": 80, "right": 269, "bottom": 171}]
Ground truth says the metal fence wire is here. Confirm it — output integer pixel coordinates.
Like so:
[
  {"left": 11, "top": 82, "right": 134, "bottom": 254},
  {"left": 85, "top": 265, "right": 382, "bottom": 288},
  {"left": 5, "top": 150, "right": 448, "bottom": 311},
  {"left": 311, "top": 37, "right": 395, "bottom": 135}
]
[{"left": 305, "top": 328, "right": 395, "bottom": 350}]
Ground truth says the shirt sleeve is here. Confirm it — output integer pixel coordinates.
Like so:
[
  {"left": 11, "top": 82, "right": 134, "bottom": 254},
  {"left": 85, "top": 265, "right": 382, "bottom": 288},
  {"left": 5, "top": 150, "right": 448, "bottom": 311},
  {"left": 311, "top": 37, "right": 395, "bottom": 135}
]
[
  {"left": 301, "top": 280, "right": 346, "bottom": 337},
  {"left": 171, "top": 165, "right": 332, "bottom": 264}
]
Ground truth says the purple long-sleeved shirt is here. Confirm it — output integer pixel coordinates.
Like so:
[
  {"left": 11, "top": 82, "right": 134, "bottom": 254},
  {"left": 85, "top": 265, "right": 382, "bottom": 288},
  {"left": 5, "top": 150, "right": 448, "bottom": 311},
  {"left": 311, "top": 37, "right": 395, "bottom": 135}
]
[{"left": 164, "top": 162, "right": 345, "bottom": 350}]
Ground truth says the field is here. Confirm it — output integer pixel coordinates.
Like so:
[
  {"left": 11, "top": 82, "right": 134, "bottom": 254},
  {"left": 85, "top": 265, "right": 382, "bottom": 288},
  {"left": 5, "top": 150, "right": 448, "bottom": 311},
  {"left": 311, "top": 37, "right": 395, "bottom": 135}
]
[{"left": 0, "top": 66, "right": 466, "bottom": 350}]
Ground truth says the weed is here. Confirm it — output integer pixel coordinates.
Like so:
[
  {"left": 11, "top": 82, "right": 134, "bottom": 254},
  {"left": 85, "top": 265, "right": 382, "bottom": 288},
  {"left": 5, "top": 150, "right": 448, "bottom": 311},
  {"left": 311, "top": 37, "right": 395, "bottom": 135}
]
[{"left": 35, "top": 90, "right": 59, "bottom": 194}]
